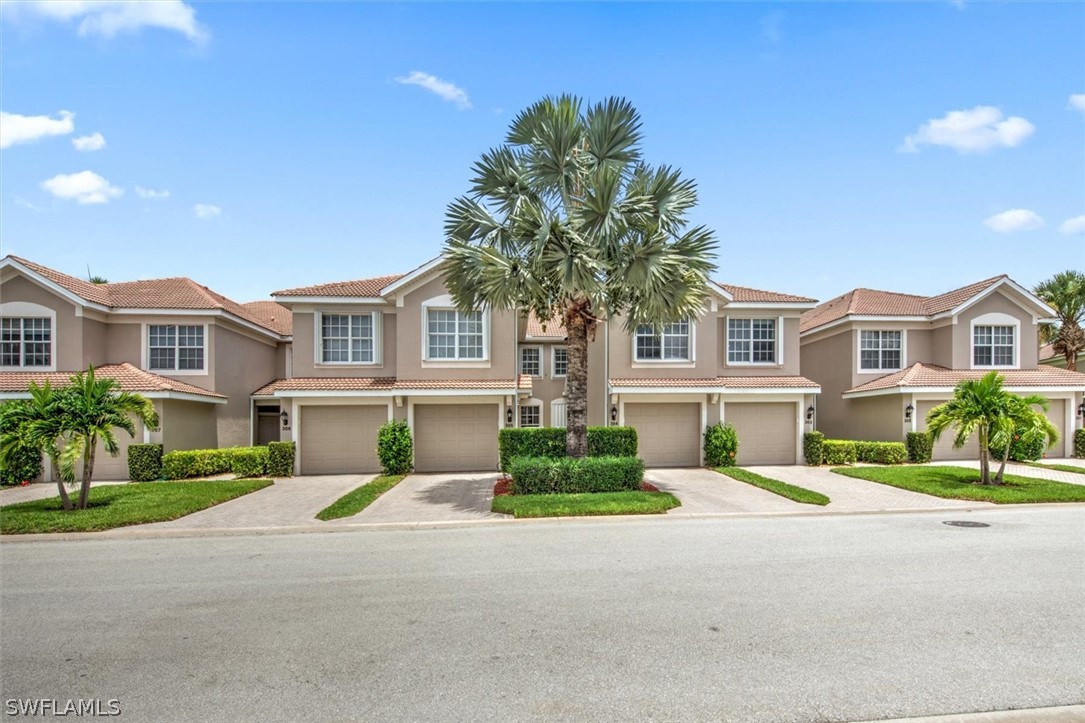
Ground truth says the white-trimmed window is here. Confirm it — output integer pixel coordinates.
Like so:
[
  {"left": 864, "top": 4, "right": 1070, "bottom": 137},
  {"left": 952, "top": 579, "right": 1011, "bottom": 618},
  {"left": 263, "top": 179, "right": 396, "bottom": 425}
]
[
  {"left": 635, "top": 319, "right": 691, "bottom": 361},
  {"left": 519, "top": 405, "right": 541, "bottom": 428},
  {"left": 727, "top": 318, "right": 776, "bottom": 364},
  {"left": 320, "top": 313, "right": 376, "bottom": 364},
  {"left": 552, "top": 346, "right": 568, "bottom": 377},
  {"left": 859, "top": 330, "right": 902, "bottom": 371},
  {"left": 974, "top": 325, "right": 1014, "bottom": 367},
  {"left": 426, "top": 309, "right": 484, "bottom": 360},
  {"left": 149, "top": 325, "right": 204, "bottom": 371},
  {"left": 0, "top": 318, "right": 51, "bottom": 367},
  {"left": 520, "top": 346, "right": 542, "bottom": 377}
]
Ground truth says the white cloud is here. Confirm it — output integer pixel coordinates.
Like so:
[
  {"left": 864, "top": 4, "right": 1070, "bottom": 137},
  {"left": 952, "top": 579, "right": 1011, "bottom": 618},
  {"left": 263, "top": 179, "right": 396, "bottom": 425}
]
[
  {"left": 0, "top": 110, "right": 75, "bottom": 149},
  {"left": 982, "top": 208, "right": 1044, "bottom": 233},
  {"left": 900, "top": 106, "right": 1035, "bottom": 153},
  {"left": 72, "top": 132, "right": 106, "bottom": 151},
  {"left": 1, "top": 0, "right": 207, "bottom": 42},
  {"left": 135, "top": 186, "right": 170, "bottom": 200},
  {"left": 40, "top": 170, "right": 123, "bottom": 205},
  {"left": 394, "top": 71, "right": 471, "bottom": 110},
  {"left": 1058, "top": 215, "right": 1085, "bottom": 235},
  {"left": 1070, "top": 94, "right": 1085, "bottom": 115},
  {"left": 193, "top": 203, "right": 221, "bottom": 219}
]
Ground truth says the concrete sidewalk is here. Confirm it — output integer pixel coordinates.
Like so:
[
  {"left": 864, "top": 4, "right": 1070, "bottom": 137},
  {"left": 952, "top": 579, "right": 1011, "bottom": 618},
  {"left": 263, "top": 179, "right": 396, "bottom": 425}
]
[
  {"left": 1, "top": 480, "right": 130, "bottom": 506},
  {"left": 928, "top": 459, "right": 1085, "bottom": 486}
]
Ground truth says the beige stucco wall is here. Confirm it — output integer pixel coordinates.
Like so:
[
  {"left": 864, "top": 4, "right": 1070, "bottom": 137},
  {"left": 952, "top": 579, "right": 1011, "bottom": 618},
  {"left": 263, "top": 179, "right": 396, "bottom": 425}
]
[
  {"left": 213, "top": 323, "right": 280, "bottom": 447},
  {"left": 0, "top": 274, "right": 84, "bottom": 371},
  {"left": 81, "top": 318, "right": 108, "bottom": 368},
  {"left": 800, "top": 329, "right": 852, "bottom": 439},
  {"left": 290, "top": 306, "right": 397, "bottom": 378},
  {"left": 952, "top": 290, "right": 1040, "bottom": 368},
  {"left": 834, "top": 394, "right": 908, "bottom": 442},
  {"left": 717, "top": 315, "right": 802, "bottom": 376},
  {"left": 606, "top": 301, "right": 716, "bottom": 380},
  {"left": 160, "top": 399, "right": 218, "bottom": 451}
]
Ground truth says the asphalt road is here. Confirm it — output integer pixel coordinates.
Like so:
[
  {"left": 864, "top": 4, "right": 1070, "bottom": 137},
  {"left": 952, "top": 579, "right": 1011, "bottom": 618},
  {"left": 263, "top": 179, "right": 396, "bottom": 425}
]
[{"left": 2, "top": 508, "right": 1084, "bottom": 722}]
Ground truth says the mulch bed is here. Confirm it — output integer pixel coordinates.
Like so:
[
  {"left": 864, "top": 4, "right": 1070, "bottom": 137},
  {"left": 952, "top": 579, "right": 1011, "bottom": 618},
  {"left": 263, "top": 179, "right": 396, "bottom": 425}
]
[{"left": 493, "top": 477, "right": 660, "bottom": 496}]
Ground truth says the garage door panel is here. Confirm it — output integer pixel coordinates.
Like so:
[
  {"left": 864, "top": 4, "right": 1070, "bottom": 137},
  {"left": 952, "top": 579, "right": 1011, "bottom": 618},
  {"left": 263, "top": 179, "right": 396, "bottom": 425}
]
[
  {"left": 1045, "top": 400, "right": 1065, "bottom": 457},
  {"left": 625, "top": 403, "right": 700, "bottom": 467},
  {"left": 918, "top": 400, "right": 980, "bottom": 461},
  {"left": 301, "top": 405, "right": 385, "bottom": 475},
  {"left": 414, "top": 404, "right": 498, "bottom": 473},
  {"left": 726, "top": 403, "right": 796, "bottom": 466}
]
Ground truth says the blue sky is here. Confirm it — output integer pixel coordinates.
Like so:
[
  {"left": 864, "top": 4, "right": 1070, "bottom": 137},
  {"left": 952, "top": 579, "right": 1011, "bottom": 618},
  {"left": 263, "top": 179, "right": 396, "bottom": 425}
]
[{"left": 2, "top": 1, "right": 1082, "bottom": 305}]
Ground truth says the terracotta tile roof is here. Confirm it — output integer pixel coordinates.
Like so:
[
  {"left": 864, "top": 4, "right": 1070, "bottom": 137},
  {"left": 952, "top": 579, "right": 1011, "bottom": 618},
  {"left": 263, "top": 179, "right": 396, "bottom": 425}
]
[
  {"left": 4, "top": 256, "right": 287, "bottom": 336},
  {"left": 844, "top": 363, "right": 1085, "bottom": 396},
  {"left": 800, "top": 276, "right": 1008, "bottom": 333},
  {"left": 272, "top": 274, "right": 405, "bottom": 298},
  {"left": 525, "top": 311, "right": 567, "bottom": 340},
  {"left": 253, "top": 375, "right": 532, "bottom": 396},
  {"left": 0, "top": 363, "right": 225, "bottom": 399},
  {"left": 716, "top": 283, "right": 817, "bottom": 304},
  {"left": 609, "top": 376, "right": 820, "bottom": 389},
  {"left": 242, "top": 301, "right": 293, "bottom": 335}
]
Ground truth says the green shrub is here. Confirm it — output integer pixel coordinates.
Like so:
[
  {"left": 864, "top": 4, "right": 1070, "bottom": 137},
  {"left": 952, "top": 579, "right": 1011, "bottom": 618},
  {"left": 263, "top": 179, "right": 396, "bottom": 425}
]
[
  {"left": 855, "top": 441, "right": 907, "bottom": 465},
  {"left": 377, "top": 421, "right": 413, "bottom": 475},
  {"left": 906, "top": 432, "right": 933, "bottom": 463},
  {"left": 821, "top": 439, "right": 857, "bottom": 465},
  {"left": 498, "top": 426, "right": 638, "bottom": 472},
  {"left": 1075, "top": 429, "right": 1085, "bottom": 459},
  {"left": 230, "top": 447, "right": 269, "bottom": 478},
  {"left": 704, "top": 423, "right": 739, "bottom": 467},
  {"left": 508, "top": 455, "right": 645, "bottom": 495},
  {"left": 127, "top": 443, "right": 163, "bottom": 482},
  {"left": 803, "top": 431, "right": 825, "bottom": 466},
  {"left": 267, "top": 441, "right": 295, "bottom": 478},
  {"left": 0, "top": 403, "right": 44, "bottom": 485}
]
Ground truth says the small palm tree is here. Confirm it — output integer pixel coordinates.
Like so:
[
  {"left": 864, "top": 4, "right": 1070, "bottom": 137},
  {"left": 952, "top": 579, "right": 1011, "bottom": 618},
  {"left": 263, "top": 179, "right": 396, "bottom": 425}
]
[
  {"left": 1034, "top": 270, "right": 1085, "bottom": 371},
  {"left": 0, "top": 382, "right": 72, "bottom": 509},
  {"left": 989, "top": 394, "right": 1058, "bottom": 484},
  {"left": 443, "top": 95, "right": 717, "bottom": 456}
]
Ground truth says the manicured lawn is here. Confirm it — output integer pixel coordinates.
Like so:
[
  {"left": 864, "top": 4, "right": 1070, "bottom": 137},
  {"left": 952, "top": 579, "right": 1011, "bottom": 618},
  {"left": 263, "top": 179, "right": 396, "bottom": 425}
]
[
  {"left": 315, "top": 475, "right": 406, "bottom": 521},
  {"left": 1024, "top": 462, "right": 1085, "bottom": 475},
  {"left": 716, "top": 467, "right": 830, "bottom": 506},
  {"left": 492, "top": 490, "right": 680, "bottom": 518},
  {"left": 833, "top": 466, "right": 1085, "bottom": 504},
  {"left": 0, "top": 479, "right": 273, "bottom": 535}
]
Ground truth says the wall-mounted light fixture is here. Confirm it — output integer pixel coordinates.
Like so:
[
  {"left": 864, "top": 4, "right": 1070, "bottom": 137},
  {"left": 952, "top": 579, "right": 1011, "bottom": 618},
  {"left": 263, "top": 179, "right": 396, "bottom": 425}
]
[
  {"left": 806, "top": 405, "right": 815, "bottom": 423},
  {"left": 280, "top": 410, "right": 289, "bottom": 429},
  {"left": 394, "top": 395, "right": 404, "bottom": 408},
  {"left": 905, "top": 404, "right": 914, "bottom": 423},
  {"left": 506, "top": 406, "right": 514, "bottom": 426},
  {"left": 610, "top": 405, "right": 619, "bottom": 424},
  {"left": 1078, "top": 400, "right": 1085, "bottom": 419}
]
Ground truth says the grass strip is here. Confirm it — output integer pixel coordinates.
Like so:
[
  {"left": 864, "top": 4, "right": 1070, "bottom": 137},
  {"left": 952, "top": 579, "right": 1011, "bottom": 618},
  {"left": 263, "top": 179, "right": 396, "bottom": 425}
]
[
  {"left": 832, "top": 465, "right": 1085, "bottom": 503},
  {"left": 1, "top": 479, "right": 272, "bottom": 534},
  {"left": 492, "top": 490, "right": 680, "bottom": 518},
  {"left": 1023, "top": 462, "right": 1085, "bottom": 475},
  {"left": 316, "top": 475, "right": 406, "bottom": 521},
  {"left": 716, "top": 467, "right": 830, "bottom": 505}
]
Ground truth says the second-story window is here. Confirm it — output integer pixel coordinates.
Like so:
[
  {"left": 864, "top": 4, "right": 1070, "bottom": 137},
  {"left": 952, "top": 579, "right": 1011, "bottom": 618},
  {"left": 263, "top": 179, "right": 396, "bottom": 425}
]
[
  {"left": 974, "top": 325, "right": 1014, "bottom": 367},
  {"left": 520, "top": 346, "right": 541, "bottom": 377},
  {"left": 727, "top": 318, "right": 776, "bottom": 364},
  {"left": 321, "top": 313, "right": 374, "bottom": 364},
  {"left": 552, "top": 347, "right": 568, "bottom": 377},
  {"left": 149, "top": 325, "right": 204, "bottom": 371},
  {"left": 1, "top": 318, "right": 51, "bottom": 367},
  {"left": 427, "top": 309, "right": 484, "bottom": 360},
  {"left": 859, "top": 330, "right": 902, "bottom": 371},
  {"left": 635, "top": 319, "right": 691, "bottom": 361}
]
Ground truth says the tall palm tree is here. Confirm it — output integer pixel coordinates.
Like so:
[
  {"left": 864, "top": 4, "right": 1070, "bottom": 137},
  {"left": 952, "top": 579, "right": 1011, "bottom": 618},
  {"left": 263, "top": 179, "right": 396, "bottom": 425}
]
[
  {"left": 1034, "top": 270, "right": 1085, "bottom": 371},
  {"left": 926, "top": 372, "right": 1010, "bottom": 485},
  {"left": 442, "top": 96, "right": 717, "bottom": 456},
  {"left": 989, "top": 393, "right": 1058, "bottom": 484}
]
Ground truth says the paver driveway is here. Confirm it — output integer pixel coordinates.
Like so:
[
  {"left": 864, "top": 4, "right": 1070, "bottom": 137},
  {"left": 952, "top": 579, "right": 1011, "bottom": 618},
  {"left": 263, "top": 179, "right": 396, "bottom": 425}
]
[
  {"left": 339, "top": 472, "right": 504, "bottom": 524},
  {"left": 650, "top": 468, "right": 807, "bottom": 514},
  {"left": 928, "top": 459, "right": 1085, "bottom": 486},
  {"left": 1, "top": 480, "right": 129, "bottom": 506}
]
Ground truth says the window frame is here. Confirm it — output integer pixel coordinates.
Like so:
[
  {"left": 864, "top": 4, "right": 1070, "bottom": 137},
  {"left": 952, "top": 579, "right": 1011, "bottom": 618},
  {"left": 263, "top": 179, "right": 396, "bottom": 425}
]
[
  {"left": 725, "top": 316, "right": 780, "bottom": 366},
  {"left": 632, "top": 318, "right": 695, "bottom": 364},
  {"left": 421, "top": 303, "right": 490, "bottom": 363},
  {"left": 520, "top": 345, "right": 543, "bottom": 377},
  {"left": 856, "top": 329, "right": 904, "bottom": 374},
  {"left": 0, "top": 316, "right": 54, "bottom": 370},
  {"left": 972, "top": 324, "right": 1017, "bottom": 369},
  {"left": 144, "top": 323, "right": 208, "bottom": 375},
  {"left": 551, "top": 346, "right": 568, "bottom": 378},
  {"left": 316, "top": 311, "right": 380, "bottom": 366},
  {"left": 519, "top": 403, "right": 542, "bottom": 428}
]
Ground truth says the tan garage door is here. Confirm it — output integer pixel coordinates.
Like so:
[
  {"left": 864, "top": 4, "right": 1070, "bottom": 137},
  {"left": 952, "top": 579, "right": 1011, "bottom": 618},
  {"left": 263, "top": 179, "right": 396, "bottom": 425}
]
[
  {"left": 93, "top": 423, "right": 142, "bottom": 481},
  {"left": 413, "top": 404, "right": 499, "bottom": 472},
  {"left": 1044, "top": 399, "right": 1065, "bottom": 458},
  {"left": 726, "top": 402, "right": 797, "bottom": 466},
  {"left": 918, "top": 400, "right": 980, "bottom": 461},
  {"left": 300, "top": 405, "right": 386, "bottom": 475},
  {"left": 624, "top": 402, "right": 700, "bottom": 467}
]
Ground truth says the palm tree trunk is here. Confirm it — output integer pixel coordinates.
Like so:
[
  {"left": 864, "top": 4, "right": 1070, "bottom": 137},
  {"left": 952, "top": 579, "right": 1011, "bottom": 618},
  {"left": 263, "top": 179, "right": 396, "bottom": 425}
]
[
  {"left": 995, "top": 437, "right": 1012, "bottom": 485},
  {"left": 978, "top": 426, "right": 991, "bottom": 485},
  {"left": 77, "top": 441, "right": 96, "bottom": 510},
  {"left": 1067, "top": 352, "right": 1077, "bottom": 373},
  {"left": 51, "top": 455, "right": 73, "bottom": 511},
  {"left": 564, "top": 308, "right": 590, "bottom": 458}
]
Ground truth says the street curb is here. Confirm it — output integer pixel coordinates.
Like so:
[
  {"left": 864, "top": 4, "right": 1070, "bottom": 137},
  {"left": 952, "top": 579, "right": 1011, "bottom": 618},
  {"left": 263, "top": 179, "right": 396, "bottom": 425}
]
[
  {"left": 859, "top": 703, "right": 1085, "bottom": 722},
  {"left": 3, "top": 501, "right": 1084, "bottom": 543}
]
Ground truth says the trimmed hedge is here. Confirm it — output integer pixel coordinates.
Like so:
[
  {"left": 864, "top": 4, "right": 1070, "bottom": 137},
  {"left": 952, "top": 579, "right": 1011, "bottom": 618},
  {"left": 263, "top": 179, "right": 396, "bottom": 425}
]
[
  {"left": 704, "top": 423, "right": 738, "bottom": 467},
  {"left": 161, "top": 446, "right": 269, "bottom": 480},
  {"left": 497, "top": 426, "right": 639, "bottom": 472},
  {"left": 1075, "top": 428, "right": 1085, "bottom": 459},
  {"left": 803, "top": 431, "right": 825, "bottom": 466},
  {"left": 230, "top": 447, "right": 269, "bottom": 478},
  {"left": 821, "top": 439, "right": 857, "bottom": 466},
  {"left": 508, "top": 455, "right": 645, "bottom": 495},
  {"left": 127, "top": 443, "right": 163, "bottom": 482},
  {"left": 377, "top": 421, "right": 413, "bottom": 475},
  {"left": 855, "top": 441, "right": 907, "bottom": 465},
  {"left": 906, "top": 432, "right": 933, "bottom": 464},
  {"left": 267, "top": 441, "right": 295, "bottom": 478}
]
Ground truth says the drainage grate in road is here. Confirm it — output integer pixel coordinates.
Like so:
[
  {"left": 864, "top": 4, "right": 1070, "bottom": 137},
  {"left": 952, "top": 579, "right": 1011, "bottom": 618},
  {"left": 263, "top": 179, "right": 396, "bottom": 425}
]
[{"left": 943, "top": 520, "right": 991, "bottom": 528}]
